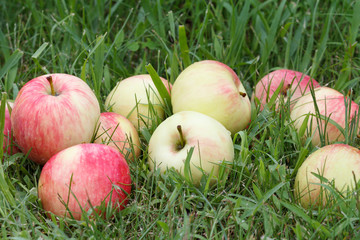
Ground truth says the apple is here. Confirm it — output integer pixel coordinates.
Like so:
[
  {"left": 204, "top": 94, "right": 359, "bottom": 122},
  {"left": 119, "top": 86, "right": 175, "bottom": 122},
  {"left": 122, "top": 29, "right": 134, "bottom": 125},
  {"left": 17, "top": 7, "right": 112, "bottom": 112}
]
[
  {"left": 38, "top": 143, "right": 131, "bottom": 220},
  {"left": 105, "top": 74, "right": 172, "bottom": 130},
  {"left": 94, "top": 112, "right": 141, "bottom": 161},
  {"left": 290, "top": 87, "right": 359, "bottom": 146},
  {"left": 253, "top": 69, "right": 320, "bottom": 110},
  {"left": 294, "top": 144, "right": 360, "bottom": 208},
  {"left": 11, "top": 74, "right": 100, "bottom": 165},
  {"left": 171, "top": 60, "right": 251, "bottom": 135},
  {"left": 1, "top": 101, "right": 19, "bottom": 155},
  {"left": 148, "top": 111, "right": 234, "bottom": 186}
]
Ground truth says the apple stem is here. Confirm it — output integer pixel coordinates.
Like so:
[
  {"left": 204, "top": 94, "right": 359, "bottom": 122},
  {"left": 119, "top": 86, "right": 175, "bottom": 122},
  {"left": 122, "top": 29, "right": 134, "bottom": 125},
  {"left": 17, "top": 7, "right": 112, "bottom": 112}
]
[
  {"left": 176, "top": 125, "right": 186, "bottom": 150},
  {"left": 46, "top": 75, "right": 56, "bottom": 96},
  {"left": 239, "top": 92, "right": 247, "bottom": 97}
]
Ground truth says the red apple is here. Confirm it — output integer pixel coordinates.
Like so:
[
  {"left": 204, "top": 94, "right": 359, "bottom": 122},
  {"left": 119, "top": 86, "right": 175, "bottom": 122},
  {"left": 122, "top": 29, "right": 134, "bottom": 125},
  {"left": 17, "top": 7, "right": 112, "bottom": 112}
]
[
  {"left": 1, "top": 101, "right": 19, "bottom": 155},
  {"left": 171, "top": 60, "right": 251, "bottom": 135},
  {"left": 290, "top": 87, "right": 359, "bottom": 146},
  {"left": 253, "top": 69, "right": 320, "bottom": 110},
  {"left": 94, "top": 112, "right": 141, "bottom": 161},
  {"left": 11, "top": 74, "right": 101, "bottom": 165},
  {"left": 38, "top": 143, "right": 131, "bottom": 220},
  {"left": 295, "top": 144, "right": 360, "bottom": 208}
]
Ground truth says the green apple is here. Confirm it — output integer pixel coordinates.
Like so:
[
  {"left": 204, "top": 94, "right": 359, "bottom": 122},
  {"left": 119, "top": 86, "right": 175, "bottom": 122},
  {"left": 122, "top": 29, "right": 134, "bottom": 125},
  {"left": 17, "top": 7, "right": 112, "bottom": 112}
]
[
  {"left": 295, "top": 144, "right": 360, "bottom": 208},
  {"left": 148, "top": 111, "right": 234, "bottom": 186},
  {"left": 171, "top": 60, "right": 251, "bottom": 135},
  {"left": 105, "top": 74, "right": 171, "bottom": 130}
]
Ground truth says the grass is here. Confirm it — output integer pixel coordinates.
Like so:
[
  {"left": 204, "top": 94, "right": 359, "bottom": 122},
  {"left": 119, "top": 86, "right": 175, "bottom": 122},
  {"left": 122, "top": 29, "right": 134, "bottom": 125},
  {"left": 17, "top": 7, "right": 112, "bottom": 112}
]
[{"left": 1, "top": 0, "right": 360, "bottom": 238}]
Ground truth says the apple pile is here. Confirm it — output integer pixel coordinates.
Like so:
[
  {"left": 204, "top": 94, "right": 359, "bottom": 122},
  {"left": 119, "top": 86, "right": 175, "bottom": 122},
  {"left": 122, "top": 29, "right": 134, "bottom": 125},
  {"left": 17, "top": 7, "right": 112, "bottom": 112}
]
[
  {"left": 3, "top": 60, "right": 251, "bottom": 220},
  {"left": 254, "top": 69, "right": 360, "bottom": 208},
  {"left": 4, "top": 60, "right": 360, "bottom": 219}
]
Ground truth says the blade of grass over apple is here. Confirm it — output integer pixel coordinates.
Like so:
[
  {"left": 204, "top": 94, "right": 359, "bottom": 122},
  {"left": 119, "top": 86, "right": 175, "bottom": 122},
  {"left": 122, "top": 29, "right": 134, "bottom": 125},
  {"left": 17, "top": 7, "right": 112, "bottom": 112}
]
[
  {"left": 0, "top": 92, "right": 16, "bottom": 208},
  {"left": 145, "top": 63, "right": 171, "bottom": 109}
]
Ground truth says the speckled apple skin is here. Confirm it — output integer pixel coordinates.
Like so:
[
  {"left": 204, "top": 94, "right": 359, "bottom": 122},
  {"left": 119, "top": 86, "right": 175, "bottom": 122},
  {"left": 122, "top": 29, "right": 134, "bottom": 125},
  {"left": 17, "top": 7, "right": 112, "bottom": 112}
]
[
  {"left": 295, "top": 144, "right": 360, "bottom": 208},
  {"left": 253, "top": 69, "right": 320, "bottom": 110},
  {"left": 38, "top": 143, "right": 131, "bottom": 220},
  {"left": 171, "top": 60, "right": 251, "bottom": 135},
  {"left": 11, "top": 74, "right": 100, "bottom": 165},
  {"left": 105, "top": 74, "right": 172, "bottom": 130},
  {"left": 94, "top": 112, "right": 141, "bottom": 161},
  {"left": 290, "top": 87, "right": 359, "bottom": 146}
]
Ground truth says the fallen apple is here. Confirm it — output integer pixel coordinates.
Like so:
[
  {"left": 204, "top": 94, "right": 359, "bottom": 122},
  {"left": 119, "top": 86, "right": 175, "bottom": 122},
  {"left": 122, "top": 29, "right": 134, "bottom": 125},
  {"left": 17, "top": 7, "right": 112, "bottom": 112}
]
[
  {"left": 290, "top": 87, "right": 359, "bottom": 146},
  {"left": 105, "top": 74, "right": 172, "bottom": 130},
  {"left": 171, "top": 60, "right": 251, "bottom": 135},
  {"left": 38, "top": 143, "right": 131, "bottom": 220},
  {"left": 94, "top": 112, "right": 141, "bottom": 161},
  {"left": 253, "top": 69, "right": 320, "bottom": 110},
  {"left": 11, "top": 74, "right": 101, "bottom": 165},
  {"left": 148, "top": 111, "right": 234, "bottom": 186},
  {"left": 294, "top": 144, "right": 360, "bottom": 208}
]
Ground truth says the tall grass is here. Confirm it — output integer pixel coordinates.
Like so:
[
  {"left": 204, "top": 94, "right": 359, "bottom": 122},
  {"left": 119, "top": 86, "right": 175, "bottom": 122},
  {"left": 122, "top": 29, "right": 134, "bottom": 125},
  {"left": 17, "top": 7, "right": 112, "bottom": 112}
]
[{"left": 1, "top": 0, "right": 360, "bottom": 238}]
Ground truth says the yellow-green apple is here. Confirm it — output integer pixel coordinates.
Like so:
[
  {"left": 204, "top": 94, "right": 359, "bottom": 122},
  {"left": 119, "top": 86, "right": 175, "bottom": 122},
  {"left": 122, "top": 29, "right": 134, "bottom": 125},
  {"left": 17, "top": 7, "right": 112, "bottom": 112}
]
[
  {"left": 11, "top": 74, "right": 100, "bottom": 165},
  {"left": 94, "top": 112, "right": 141, "bottom": 161},
  {"left": 290, "top": 87, "right": 358, "bottom": 146},
  {"left": 2, "top": 101, "right": 19, "bottom": 155},
  {"left": 38, "top": 143, "right": 131, "bottom": 220},
  {"left": 105, "top": 74, "right": 172, "bottom": 130},
  {"left": 295, "top": 144, "right": 360, "bottom": 208},
  {"left": 253, "top": 69, "right": 320, "bottom": 110},
  {"left": 148, "top": 111, "right": 234, "bottom": 186},
  {"left": 171, "top": 60, "right": 251, "bottom": 135}
]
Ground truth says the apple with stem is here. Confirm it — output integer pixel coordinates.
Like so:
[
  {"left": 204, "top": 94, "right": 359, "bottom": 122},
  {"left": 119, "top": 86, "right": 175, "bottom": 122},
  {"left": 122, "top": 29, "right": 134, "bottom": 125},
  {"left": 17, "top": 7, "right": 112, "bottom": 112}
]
[
  {"left": 38, "top": 143, "right": 131, "bottom": 220},
  {"left": 148, "top": 111, "right": 234, "bottom": 186},
  {"left": 253, "top": 69, "right": 320, "bottom": 111},
  {"left": 290, "top": 87, "right": 359, "bottom": 146},
  {"left": 11, "top": 74, "right": 100, "bottom": 165},
  {"left": 105, "top": 74, "right": 172, "bottom": 130},
  {"left": 94, "top": 112, "right": 141, "bottom": 161},
  {"left": 171, "top": 60, "right": 251, "bottom": 135},
  {"left": 295, "top": 144, "right": 360, "bottom": 208}
]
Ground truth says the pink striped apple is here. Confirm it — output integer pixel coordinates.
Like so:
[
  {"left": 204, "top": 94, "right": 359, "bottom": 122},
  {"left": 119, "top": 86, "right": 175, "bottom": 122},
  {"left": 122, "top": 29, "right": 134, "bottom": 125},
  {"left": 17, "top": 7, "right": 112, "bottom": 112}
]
[
  {"left": 94, "top": 112, "right": 141, "bottom": 161},
  {"left": 2, "top": 101, "right": 19, "bottom": 155},
  {"left": 171, "top": 60, "right": 251, "bottom": 134},
  {"left": 290, "top": 87, "right": 359, "bottom": 146},
  {"left": 11, "top": 74, "right": 100, "bottom": 165},
  {"left": 105, "top": 74, "right": 172, "bottom": 130},
  {"left": 38, "top": 143, "right": 131, "bottom": 220},
  {"left": 253, "top": 69, "right": 320, "bottom": 110},
  {"left": 295, "top": 144, "right": 360, "bottom": 208},
  {"left": 148, "top": 111, "right": 234, "bottom": 186}
]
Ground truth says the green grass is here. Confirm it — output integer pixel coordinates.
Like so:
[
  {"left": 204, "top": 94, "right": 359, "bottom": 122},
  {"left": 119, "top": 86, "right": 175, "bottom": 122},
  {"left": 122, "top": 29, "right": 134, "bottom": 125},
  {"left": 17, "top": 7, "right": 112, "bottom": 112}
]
[{"left": 1, "top": 0, "right": 360, "bottom": 239}]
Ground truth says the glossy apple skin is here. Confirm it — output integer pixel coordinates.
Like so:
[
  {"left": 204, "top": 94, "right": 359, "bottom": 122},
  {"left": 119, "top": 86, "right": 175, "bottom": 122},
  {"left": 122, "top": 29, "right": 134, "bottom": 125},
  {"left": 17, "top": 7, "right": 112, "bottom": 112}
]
[
  {"left": 2, "top": 101, "right": 19, "bottom": 155},
  {"left": 290, "top": 87, "right": 358, "bottom": 146},
  {"left": 94, "top": 112, "right": 141, "bottom": 161},
  {"left": 105, "top": 74, "right": 172, "bottom": 130},
  {"left": 11, "top": 74, "right": 100, "bottom": 165},
  {"left": 148, "top": 111, "right": 234, "bottom": 186},
  {"left": 171, "top": 60, "right": 251, "bottom": 135},
  {"left": 295, "top": 144, "right": 360, "bottom": 208},
  {"left": 38, "top": 143, "right": 131, "bottom": 220},
  {"left": 253, "top": 69, "right": 320, "bottom": 110}
]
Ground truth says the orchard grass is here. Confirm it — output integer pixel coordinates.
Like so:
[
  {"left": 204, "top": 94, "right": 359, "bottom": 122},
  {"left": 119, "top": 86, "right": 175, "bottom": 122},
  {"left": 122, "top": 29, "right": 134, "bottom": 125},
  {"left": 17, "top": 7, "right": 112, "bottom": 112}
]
[{"left": 1, "top": 0, "right": 360, "bottom": 239}]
